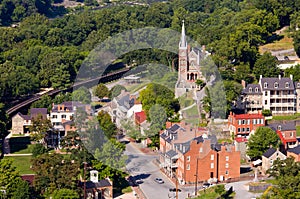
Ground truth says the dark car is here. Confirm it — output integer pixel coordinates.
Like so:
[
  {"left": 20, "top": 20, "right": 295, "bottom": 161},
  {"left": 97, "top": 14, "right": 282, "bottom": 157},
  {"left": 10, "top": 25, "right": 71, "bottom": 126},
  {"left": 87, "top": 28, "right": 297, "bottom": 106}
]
[
  {"left": 202, "top": 182, "right": 211, "bottom": 188},
  {"left": 169, "top": 188, "right": 182, "bottom": 192},
  {"left": 154, "top": 178, "right": 164, "bottom": 184}
]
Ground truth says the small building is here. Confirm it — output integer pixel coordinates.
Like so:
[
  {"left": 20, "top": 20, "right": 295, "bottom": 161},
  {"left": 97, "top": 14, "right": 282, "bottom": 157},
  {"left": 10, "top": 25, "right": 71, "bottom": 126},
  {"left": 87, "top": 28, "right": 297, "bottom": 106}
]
[
  {"left": 124, "top": 75, "right": 141, "bottom": 84},
  {"left": 228, "top": 112, "right": 265, "bottom": 139},
  {"left": 262, "top": 148, "right": 286, "bottom": 174},
  {"left": 82, "top": 170, "right": 113, "bottom": 199},
  {"left": 268, "top": 122, "right": 298, "bottom": 149},
  {"left": 11, "top": 108, "right": 48, "bottom": 135},
  {"left": 287, "top": 145, "right": 300, "bottom": 162},
  {"left": 234, "top": 137, "right": 249, "bottom": 160}
]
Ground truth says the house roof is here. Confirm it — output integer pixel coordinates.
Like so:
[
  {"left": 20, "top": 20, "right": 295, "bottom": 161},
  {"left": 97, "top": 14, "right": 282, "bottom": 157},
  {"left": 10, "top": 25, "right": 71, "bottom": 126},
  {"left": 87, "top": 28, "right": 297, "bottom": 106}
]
[
  {"left": 268, "top": 122, "right": 296, "bottom": 131},
  {"left": 242, "top": 84, "right": 262, "bottom": 94},
  {"left": 52, "top": 101, "right": 87, "bottom": 112},
  {"left": 30, "top": 108, "right": 47, "bottom": 116},
  {"left": 135, "top": 111, "right": 147, "bottom": 124},
  {"left": 229, "top": 113, "right": 264, "bottom": 119},
  {"left": 263, "top": 148, "right": 277, "bottom": 158},
  {"left": 18, "top": 113, "right": 31, "bottom": 120},
  {"left": 288, "top": 145, "right": 300, "bottom": 155},
  {"left": 235, "top": 137, "right": 248, "bottom": 143},
  {"left": 260, "top": 77, "right": 295, "bottom": 91},
  {"left": 85, "top": 179, "right": 112, "bottom": 189},
  {"left": 165, "top": 150, "right": 178, "bottom": 158}
]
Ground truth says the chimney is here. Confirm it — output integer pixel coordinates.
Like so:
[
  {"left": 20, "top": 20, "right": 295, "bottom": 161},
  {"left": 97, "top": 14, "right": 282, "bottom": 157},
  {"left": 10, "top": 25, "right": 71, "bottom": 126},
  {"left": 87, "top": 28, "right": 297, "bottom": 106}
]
[
  {"left": 241, "top": 80, "right": 246, "bottom": 89},
  {"left": 279, "top": 74, "right": 281, "bottom": 79},
  {"left": 202, "top": 45, "right": 206, "bottom": 53},
  {"left": 90, "top": 170, "right": 99, "bottom": 183},
  {"left": 187, "top": 44, "right": 191, "bottom": 54},
  {"left": 290, "top": 74, "right": 293, "bottom": 80},
  {"left": 260, "top": 75, "right": 262, "bottom": 80}
]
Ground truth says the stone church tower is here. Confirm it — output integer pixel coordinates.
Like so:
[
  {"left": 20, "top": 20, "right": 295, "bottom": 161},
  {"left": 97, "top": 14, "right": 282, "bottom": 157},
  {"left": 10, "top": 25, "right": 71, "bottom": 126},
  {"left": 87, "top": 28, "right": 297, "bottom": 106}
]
[{"left": 175, "top": 20, "right": 206, "bottom": 98}]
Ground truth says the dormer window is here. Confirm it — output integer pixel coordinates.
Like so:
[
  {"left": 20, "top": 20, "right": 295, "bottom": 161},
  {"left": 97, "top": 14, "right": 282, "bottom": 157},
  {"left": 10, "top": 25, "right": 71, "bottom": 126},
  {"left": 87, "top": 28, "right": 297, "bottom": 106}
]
[
  {"left": 249, "top": 87, "right": 252, "bottom": 93},
  {"left": 297, "top": 83, "right": 300, "bottom": 88},
  {"left": 274, "top": 82, "right": 279, "bottom": 88},
  {"left": 255, "top": 87, "right": 258, "bottom": 93},
  {"left": 264, "top": 82, "right": 268, "bottom": 88},
  {"left": 277, "top": 125, "right": 281, "bottom": 131},
  {"left": 285, "top": 82, "right": 290, "bottom": 88}
]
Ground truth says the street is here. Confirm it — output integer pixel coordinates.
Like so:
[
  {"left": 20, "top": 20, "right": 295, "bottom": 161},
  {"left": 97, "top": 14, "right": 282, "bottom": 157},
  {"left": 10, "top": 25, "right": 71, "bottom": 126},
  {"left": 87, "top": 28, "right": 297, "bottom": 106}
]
[{"left": 124, "top": 140, "right": 193, "bottom": 199}]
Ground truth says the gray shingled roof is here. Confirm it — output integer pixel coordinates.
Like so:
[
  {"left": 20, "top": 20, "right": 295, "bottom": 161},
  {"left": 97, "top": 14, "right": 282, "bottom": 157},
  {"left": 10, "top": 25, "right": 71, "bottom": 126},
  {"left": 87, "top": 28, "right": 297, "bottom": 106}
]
[
  {"left": 260, "top": 77, "right": 294, "bottom": 91},
  {"left": 242, "top": 84, "right": 262, "bottom": 94},
  {"left": 288, "top": 145, "right": 300, "bottom": 155},
  {"left": 263, "top": 148, "right": 277, "bottom": 158},
  {"left": 85, "top": 179, "right": 112, "bottom": 189},
  {"left": 166, "top": 150, "right": 178, "bottom": 158},
  {"left": 268, "top": 122, "right": 296, "bottom": 131},
  {"left": 169, "top": 124, "right": 180, "bottom": 132}
]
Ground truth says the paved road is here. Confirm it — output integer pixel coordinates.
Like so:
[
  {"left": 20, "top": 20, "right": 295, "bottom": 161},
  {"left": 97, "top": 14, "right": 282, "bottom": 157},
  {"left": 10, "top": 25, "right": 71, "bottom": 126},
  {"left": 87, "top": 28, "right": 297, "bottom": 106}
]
[
  {"left": 225, "top": 180, "right": 263, "bottom": 199},
  {"left": 124, "top": 141, "right": 192, "bottom": 199}
]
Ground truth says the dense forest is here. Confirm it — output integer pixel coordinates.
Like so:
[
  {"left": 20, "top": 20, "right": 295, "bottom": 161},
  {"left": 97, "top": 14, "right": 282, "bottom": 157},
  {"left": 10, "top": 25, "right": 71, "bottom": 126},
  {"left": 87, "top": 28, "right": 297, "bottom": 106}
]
[{"left": 1, "top": 0, "right": 300, "bottom": 105}]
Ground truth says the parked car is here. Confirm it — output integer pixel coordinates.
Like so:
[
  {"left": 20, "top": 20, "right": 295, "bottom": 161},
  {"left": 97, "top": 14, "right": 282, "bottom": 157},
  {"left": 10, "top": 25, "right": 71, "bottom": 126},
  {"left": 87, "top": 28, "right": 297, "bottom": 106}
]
[
  {"left": 202, "top": 182, "right": 211, "bottom": 188},
  {"left": 154, "top": 178, "right": 164, "bottom": 184},
  {"left": 169, "top": 188, "right": 182, "bottom": 192}
]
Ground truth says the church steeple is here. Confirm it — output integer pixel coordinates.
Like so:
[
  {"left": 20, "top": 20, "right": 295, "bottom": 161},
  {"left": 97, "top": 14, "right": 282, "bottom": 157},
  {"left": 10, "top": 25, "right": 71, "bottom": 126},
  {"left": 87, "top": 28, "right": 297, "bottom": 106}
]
[{"left": 179, "top": 20, "right": 187, "bottom": 48}]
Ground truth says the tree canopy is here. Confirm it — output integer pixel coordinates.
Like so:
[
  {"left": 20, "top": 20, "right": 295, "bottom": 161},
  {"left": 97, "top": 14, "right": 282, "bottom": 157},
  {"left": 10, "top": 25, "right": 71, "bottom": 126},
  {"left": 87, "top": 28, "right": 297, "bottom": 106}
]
[{"left": 246, "top": 127, "right": 280, "bottom": 160}]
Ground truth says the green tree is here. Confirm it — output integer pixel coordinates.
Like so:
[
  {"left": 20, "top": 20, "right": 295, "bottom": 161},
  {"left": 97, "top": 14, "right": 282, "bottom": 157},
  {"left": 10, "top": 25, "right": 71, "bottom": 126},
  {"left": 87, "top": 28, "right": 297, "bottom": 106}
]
[
  {"left": 0, "top": 159, "right": 30, "bottom": 198},
  {"left": 31, "top": 95, "right": 52, "bottom": 111},
  {"left": 52, "top": 188, "right": 79, "bottom": 199},
  {"left": 110, "top": 85, "right": 127, "bottom": 99},
  {"left": 264, "top": 157, "right": 300, "bottom": 199},
  {"left": 0, "top": 103, "right": 8, "bottom": 158},
  {"left": 253, "top": 52, "right": 279, "bottom": 80},
  {"left": 149, "top": 104, "right": 167, "bottom": 132},
  {"left": 285, "top": 64, "right": 300, "bottom": 82},
  {"left": 72, "top": 87, "right": 91, "bottom": 104},
  {"left": 93, "top": 83, "right": 109, "bottom": 99},
  {"left": 97, "top": 111, "right": 117, "bottom": 139},
  {"left": 29, "top": 113, "right": 52, "bottom": 144},
  {"left": 120, "top": 120, "right": 142, "bottom": 140},
  {"left": 32, "top": 143, "right": 48, "bottom": 157},
  {"left": 246, "top": 127, "right": 280, "bottom": 160}
]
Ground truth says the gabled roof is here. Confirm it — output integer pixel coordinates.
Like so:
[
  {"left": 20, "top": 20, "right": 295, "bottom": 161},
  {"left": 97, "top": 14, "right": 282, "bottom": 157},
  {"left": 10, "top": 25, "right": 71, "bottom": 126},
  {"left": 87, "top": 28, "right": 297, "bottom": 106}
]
[
  {"left": 263, "top": 148, "right": 277, "bottom": 158},
  {"left": 135, "top": 111, "right": 147, "bottom": 124},
  {"left": 288, "top": 145, "right": 300, "bottom": 155},
  {"left": 169, "top": 124, "right": 181, "bottom": 132},
  {"left": 260, "top": 77, "right": 294, "bottom": 90},
  {"left": 84, "top": 179, "right": 112, "bottom": 189},
  {"left": 166, "top": 150, "right": 178, "bottom": 158},
  {"left": 268, "top": 122, "right": 296, "bottom": 131},
  {"left": 229, "top": 113, "right": 264, "bottom": 119},
  {"left": 242, "top": 84, "right": 262, "bottom": 95}
]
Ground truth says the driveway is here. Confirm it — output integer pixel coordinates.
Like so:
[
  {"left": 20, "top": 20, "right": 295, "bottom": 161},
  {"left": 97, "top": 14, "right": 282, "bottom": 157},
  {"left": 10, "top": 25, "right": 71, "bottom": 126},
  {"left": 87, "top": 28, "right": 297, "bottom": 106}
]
[
  {"left": 124, "top": 140, "right": 191, "bottom": 199},
  {"left": 225, "top": 180, "right": 263, "bottom": 199}
]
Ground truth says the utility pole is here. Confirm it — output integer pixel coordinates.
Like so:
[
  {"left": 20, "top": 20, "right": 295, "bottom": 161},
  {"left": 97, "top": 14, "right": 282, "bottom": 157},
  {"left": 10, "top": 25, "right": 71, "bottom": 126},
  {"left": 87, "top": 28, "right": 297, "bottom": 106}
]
[
  {"left": 195, "top": 158, "right": 199, "bottom": 196},
  {"left": 83, "top": 162, "right": 87, "bottom": 199}
]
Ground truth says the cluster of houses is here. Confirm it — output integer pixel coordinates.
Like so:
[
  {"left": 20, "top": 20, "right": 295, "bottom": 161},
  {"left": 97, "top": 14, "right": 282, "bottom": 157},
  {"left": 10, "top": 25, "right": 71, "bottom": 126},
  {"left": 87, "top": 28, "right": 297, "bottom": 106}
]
[{"left": 228, "top": 111, "right": 300, "bottom": 174}]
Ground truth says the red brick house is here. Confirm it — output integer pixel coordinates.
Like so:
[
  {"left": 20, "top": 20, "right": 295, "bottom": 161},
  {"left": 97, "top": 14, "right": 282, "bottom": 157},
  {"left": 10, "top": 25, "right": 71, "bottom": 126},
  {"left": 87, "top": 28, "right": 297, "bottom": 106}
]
[
  {"left": 268, "top": 122, "right": 298, "bottom": 149},
  {"left": 287, "top": 145, "right": 300, "bottom": 162},
  {"left": 228, "top": 112, "right": 265, "bottom": 138},
  {"left": 160, "top": 123, "right": 240, "bottom": 185}
]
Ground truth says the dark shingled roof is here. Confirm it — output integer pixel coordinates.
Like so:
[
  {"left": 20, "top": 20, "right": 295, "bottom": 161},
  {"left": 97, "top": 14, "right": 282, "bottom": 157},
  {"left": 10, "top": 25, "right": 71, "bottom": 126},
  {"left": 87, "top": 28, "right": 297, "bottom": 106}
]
[
  {"left": 242, "top": 84, "right": 262, "bottom": 95},
  {"left": 168, "top": 124, "right": 180, "bottom": 132},
  {"left": 268, "top": 122, "right": 296, "bottom": 131},
  {"left": 263, "top": 148, "right": 277, "bottom": 158},
  {"left": 166, "top": 150, "right": 178, "bottom": 158},
  {"left": 288, "top": 145, "right": 300, "bottom": 155},
  {"left": 85, "top": 179, "right": 112, "bottom": 189},
  {"left": 260, "top": 77, "right": 295, "bottom": 91}
]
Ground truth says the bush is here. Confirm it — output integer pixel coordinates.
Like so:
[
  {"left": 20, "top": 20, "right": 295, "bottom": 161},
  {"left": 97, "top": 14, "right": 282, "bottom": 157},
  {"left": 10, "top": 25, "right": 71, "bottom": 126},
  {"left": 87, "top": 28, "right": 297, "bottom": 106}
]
[
  {"left": 262, "top": 109, "right": 272, "bottom": 116},
  {"left": 32, "top": 144, "right": 47, "bottom": 157},
  {"left": 122, "top": 186, "right": 132, "bottom": 194}
]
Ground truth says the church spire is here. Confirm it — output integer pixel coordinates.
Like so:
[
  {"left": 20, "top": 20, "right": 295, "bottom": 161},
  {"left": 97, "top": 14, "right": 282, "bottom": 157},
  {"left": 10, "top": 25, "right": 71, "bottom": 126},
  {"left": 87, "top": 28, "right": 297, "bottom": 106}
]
[{"left": 180, "top": 20, "right": 187, "bottom": 48}]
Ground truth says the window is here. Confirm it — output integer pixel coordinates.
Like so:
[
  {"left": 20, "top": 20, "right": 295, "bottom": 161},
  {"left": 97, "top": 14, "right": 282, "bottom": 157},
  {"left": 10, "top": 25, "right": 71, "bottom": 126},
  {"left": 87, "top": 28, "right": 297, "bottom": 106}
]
[
  {"left": 255, "top": 87, "right": 259, "bottom": 93},
  {"left": 187, "top": 164, "right": 190, "bottom": 170},
  {"left": 265, "top": 91, "right": 268, "bottom": 96},
  {"left": 264, "top": 82, "right": 268, "bottom": 88},
  {"left": 261, "top": 119, "right": 264, "bottom": 124},
  {"left": 242, "top": 128, "right": 245, "bottom": 132},
  {"left": 265, "top": 100, "right": 267, "bottom": 105},
  {"left": 187, "top": 156, "right": 190, "bottom": 162},
  {"left": 247, "top": 119, "right": 250, "bottom": 125},
  {"left": 253, "top": 119, "right": 256, "bottom": 125},
  {"left": 210, "top": 163, "right": 214, "bottom": 169},
  {"left": 277, "top": 125, "right": 282, "bottom": 131},
  {"left": 52, "top": 115, "right": 57, "bottom": 119},
  {"left": 226, "top": 156, "right": 229, "bottom": 161},
  {"left": 238, "top": 128, "right": 241, "bottom": 132},
  {"left": 285, "top": 82, "right": 290, "bottom": 88},
  {"left": 238, "top": 120, "right": 241, "bottom": 125},
  {"left": 211, "top": 155, "right": 214, "bottom": 160},
  {"left": 274, "top": 82, "right": 279, "bottom": 88},
  {"left": 199, "top": 147, "right": 203, "bottom": 153},
  {"left": 249, "top": 87, "right": 252, "bottom": 93},
  {"left": 225, "top": 170, "right": 229, "bottom": 175},
  {"left": 225, "top": 163, "right": 229, "bottom": 168},
  {"left": 247, "top": 128, "right": 250, "bottom": 132},
  {"left": 61, "top": 114, "right": 66, "bottom": 119}
]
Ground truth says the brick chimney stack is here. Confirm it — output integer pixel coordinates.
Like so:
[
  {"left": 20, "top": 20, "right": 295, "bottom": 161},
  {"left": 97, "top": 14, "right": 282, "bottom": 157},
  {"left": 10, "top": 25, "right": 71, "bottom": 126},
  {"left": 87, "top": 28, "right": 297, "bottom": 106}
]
[{"left": 241, "top": 80, "right": 246, "bottom": 89}]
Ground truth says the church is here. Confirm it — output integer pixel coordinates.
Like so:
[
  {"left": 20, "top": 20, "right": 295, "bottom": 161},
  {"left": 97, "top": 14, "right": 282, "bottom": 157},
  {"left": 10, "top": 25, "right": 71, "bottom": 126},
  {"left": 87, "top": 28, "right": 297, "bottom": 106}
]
[{"left": 175, "top": 20, "right": 208, "bottom": 98}]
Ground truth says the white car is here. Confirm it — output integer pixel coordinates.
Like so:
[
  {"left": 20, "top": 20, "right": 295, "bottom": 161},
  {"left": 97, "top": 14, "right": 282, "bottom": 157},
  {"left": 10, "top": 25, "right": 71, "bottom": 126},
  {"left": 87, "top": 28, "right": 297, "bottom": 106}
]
[{"left": 154, "top": 178, "right": 164, "bottom": 184}]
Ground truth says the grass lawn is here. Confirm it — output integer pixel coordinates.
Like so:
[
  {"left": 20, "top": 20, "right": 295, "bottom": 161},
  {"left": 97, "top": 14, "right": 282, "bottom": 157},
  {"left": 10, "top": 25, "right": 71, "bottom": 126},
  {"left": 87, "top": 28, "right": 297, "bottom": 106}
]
[
  {"left": 126, "top": 80, "right": 150, "bottom": 93},
  {"left": 12, "top": 144, "right": 36, "bottom": 154},
  {"left": 195, "top": 185, "right": 235, "bottom": 199},
  {"left": 4, "top": 155, "right": 34, "bottom": 175},
  {"left": 271, "top": 113, "right": 300, "bottom": 121},
  {"left": 296, "top": 126, "right": 300, "bottom": 136}
]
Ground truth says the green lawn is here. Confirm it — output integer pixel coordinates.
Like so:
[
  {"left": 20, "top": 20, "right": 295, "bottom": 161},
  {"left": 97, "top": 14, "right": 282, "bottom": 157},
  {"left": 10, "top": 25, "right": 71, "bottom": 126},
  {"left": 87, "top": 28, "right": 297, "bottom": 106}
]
[
  {"left": 12, "top": 144, "right": 36, "bottom": 154},
  {"left": 271, "top": 113, "right": 300, "bottom": 121},
  {"left": 296, "top": 126, "right": 300, "bottom": 136},
  {"left": 195, "top": 185, "right": 235, "bottom": 199},
  {"left": 4, "top": 156, "right": 34, "bottom": 175}
]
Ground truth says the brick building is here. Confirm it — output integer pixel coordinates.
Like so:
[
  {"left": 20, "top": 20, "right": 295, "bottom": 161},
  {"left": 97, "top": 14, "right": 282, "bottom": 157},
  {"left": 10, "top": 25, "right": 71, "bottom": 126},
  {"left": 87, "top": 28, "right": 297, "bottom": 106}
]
[
  {"left": 160, "top": 123, "right": 240, "bottom": 185},
  {"left": 228, "top": 112, "right": 265, "bottom": 138},
  {"left": 268, "top": 122, "right": 298, "bottom": 149},
  {"left": 287, "top": 145, "right": 300, "bottom": 162}
]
